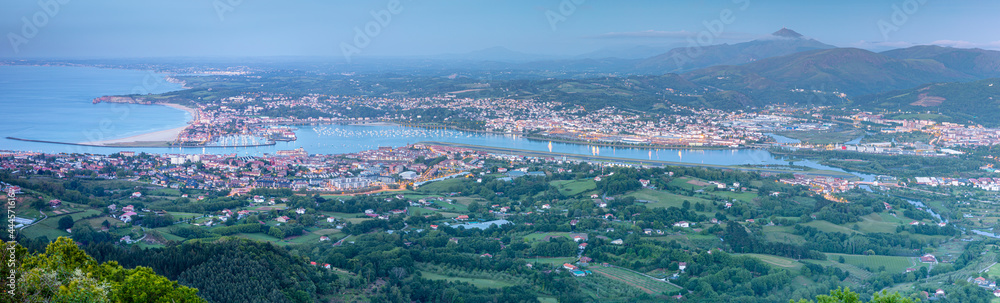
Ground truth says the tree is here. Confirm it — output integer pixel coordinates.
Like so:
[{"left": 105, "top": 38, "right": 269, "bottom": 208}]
[
  {"left": 12, "top": 237, "right": 205, "bottom": 302},
  {"left": 58, "top": 216, "right": 75, "bottom": 230},
  {"left": 269, "top": 226, "right": 286, "bottom": 239},
  {"left": 793, "top": 287, "right": 914, "bottom": 303}
]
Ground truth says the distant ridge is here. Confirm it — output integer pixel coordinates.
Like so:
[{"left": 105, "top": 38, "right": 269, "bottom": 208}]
[{"left": 635, "top": 28, "right": 836, "bottom": 73}]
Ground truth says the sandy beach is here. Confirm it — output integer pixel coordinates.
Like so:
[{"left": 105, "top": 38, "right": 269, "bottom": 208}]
[{"left": 80, "top": 103, "right": 198, "bottom": 146}]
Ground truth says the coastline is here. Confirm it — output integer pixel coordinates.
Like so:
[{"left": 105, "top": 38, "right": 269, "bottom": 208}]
[{"left": 78, "top": 103, "right": 198, "bottom": 146}]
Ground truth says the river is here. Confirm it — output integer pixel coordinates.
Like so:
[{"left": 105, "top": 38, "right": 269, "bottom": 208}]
[{"left": 0, "top": 66, "right": 862, "bottom": 176}]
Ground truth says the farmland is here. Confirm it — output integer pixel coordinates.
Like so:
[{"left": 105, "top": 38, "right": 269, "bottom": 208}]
[{"left": 588, "top": 266, "right": 681, "bottom": 295}]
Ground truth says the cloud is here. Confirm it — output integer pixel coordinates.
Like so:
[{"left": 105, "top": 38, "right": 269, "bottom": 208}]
[
  {"left": 850, "top": 40, "right": 916, "bottom": 49},
  {"left": 852, "top": 39, "right": 1000, "bottom": 51},
  {"left": 588, "top": 30, "right": 755, "bottom": 40},
  {"left": 928, "top": 40, "right": 1000, "bottom": 50}
]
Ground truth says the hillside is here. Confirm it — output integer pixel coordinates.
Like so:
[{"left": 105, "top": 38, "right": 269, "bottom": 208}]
[
  {"left": 856, "top": 78, "right": 1000, "bottom": 125},
  {"left": 683, "top": 48, "right": 977, "bottom": 96},
  {"left": 636, "top": 28, "right": 836, "bottom": 73},
  {"left": 881, "top": 45, "right": 1000, "bottom": 78}
]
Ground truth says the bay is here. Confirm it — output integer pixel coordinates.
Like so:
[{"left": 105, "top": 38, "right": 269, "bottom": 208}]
[{"left": 0, "top": 66, "right": 854, "bottom": 176}]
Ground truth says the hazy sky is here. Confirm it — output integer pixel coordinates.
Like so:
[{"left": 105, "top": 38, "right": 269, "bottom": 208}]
[{"left": 3, "top": 0, "right": 999, "bottom": 58}]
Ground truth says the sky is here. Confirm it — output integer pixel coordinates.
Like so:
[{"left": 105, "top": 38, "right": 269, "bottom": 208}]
[{"left": 2, "top": 0, "right": 1000, "bottom": 59}]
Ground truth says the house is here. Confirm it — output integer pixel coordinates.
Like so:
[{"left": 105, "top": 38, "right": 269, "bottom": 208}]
[
  {"left": 578, "top": 243, "right": 588, "bottom": 250},
  {"left": 295, "top": 208, "right": 306, "bottom": 215},
  {"left": 993, "top": 289, "right": 1000, "bottom": 297},
  {"left": 673, "top": 221, "right": 690, "bottom": 228},
  {"left": 108, "top": 204, "right": 117, "bottom": 211},
  {"left": 541, "top": 204, "right": 551, "bottom": 209},
  {"left": 910, "top": 221, "right": 922, "bottom": 225},
  {"left": 710, "top": 218, "right": 719, "bottom": 224},
  {"left": 319, "top": 236, "right": 330, "bottom": 241},
  {"left": 572, "top": 235, "right": 585, "bottom": 242},
  {"left": 131, "top": 192, "right": 142, "bottom": 198},
  {"left": 611, "top": 239, "right": 624, "bottom": 245},
  {"left": 639, "top": 179, "right": 650, "bottom": 187},
  {"left": 571, "top": 270, "right": 587, "bottom": 277},
  {"left": 936, "top": 289, "right": 945, "bottom": 296},
  {"left": 122, "top": 205, "right": 135, "bottom": 213},
  {"left": 643, "top": 228, "right": 653, "bottom": 235},
  {"left": 327, "top": 217, "right": 337, "bottom": 223},
  {"left": 364, "top": 209, "right": 375, "bottom": 214},
  {"left": 276, "top": 216, "right": 290, "bottom": 223},
  {"left": 590, "top": 194, "right": 599, "bottom": 199},
  {"left": 430, "top": 225, "right": 439, "bottom": 230},
  {"left": 678, "top": 262, "right": 687, "bottom": 271},
  {"left": 937, "top": 222, "right": 947, "bottom": 227},
  {"left": 920, "top": 254, "right": 937, "bottom": 263},
  {"left": 120, "top": 211, "right": 137, "bottom": 223},
  {"left": 974, "top": 277, "right": 988, "bottom": 286},
  {"left": 324, "top": 264, "right": 331, "bottom": 269},
  {"left": 480, "top": 253, "right": 493, "bottom": 258},
  {"left": 310, "top": 262, "right": 317, "bottom": 266},
  {"left": 563, "top": 263, "right": 578, "bottom": 271},
  {"left": 48, "top": 199, "right": 61, "bottom": 207},
  {"left": 456, "top": 215, "right": 469, "bottom": 221}
]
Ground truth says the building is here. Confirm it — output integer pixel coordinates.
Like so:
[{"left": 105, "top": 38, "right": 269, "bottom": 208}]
[
  {"left": 673, "top": 221, "right": 690, "bottom": 228},
  {"left": 920, "top": 254, "right": 937, "bottom": 263},
  {"left": 399, "top": 171, "right": 418, "bottom": 180}
]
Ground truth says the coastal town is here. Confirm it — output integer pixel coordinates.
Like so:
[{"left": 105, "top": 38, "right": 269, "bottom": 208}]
[{"left": 80, "top": 92, "right": 1000, "bottom": 162}]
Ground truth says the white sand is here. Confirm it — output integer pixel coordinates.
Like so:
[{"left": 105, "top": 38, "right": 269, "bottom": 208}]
[{"left": 80, "top": 103, "right": 198, "bottom": 145}]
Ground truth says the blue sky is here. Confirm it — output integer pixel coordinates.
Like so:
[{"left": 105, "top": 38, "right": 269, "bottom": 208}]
[{"left": 2, "top": 0, "right": 999, "bottom": 58}]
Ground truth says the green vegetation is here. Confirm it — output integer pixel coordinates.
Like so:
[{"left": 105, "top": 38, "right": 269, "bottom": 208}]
[{"left": 4, "top": 237, "right": 204, "bottom": 302}]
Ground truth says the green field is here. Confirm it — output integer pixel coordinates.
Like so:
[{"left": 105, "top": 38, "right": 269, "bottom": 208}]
[
  {"left": 236, "top": 232, "right": 283, "bottom": 243},
  {"left": 589, "top": 266, "right": 680, "bottom": 295},
  {"left": 626, "top": 188, "right": 710, "bottom": 209},
  {"left": 22, "top": 209, "right": 104, "bottom": 239},
  {"left": 762, "top": 226, "right": 806, "bottom": 245},
  {"left": 853, "top": 213, "right": 905, "bottom": 233},
  {"left": 417, "top": 178, "right": 468, "bottom": 193},
  {"left": 707, "top": 191, "right": 757, "bottom": 202},
  {"left": 667, "top": 177, "right": 710, "bottom": 191},
  {"left": 826, "top": 253, "right": 919, "bottom": 274},
  {"left": 801, "top": 220, "right": 861, "bottom": 235},
  {"left": 524, "top": 232, "right": 572, "bottom": 242},
  {"left": 741, "top": 254, "right": 804, "bottom": 269},
  {"left": 288, "top": 232, "right": 324, "bottom": 244},
  {"left": 986, "top": 263, "right": 1000, "bottom": 278},
  {"left": 420, "top": 272, "right": 514, "bottom": 289},
  {"left": 550, "top": 179, "right": 597, "bottom": 197}
]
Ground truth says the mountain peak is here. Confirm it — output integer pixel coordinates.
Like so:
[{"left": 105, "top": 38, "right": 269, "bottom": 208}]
[{"left": 772, "top": 28, "right": 803, "bottom": 38}]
